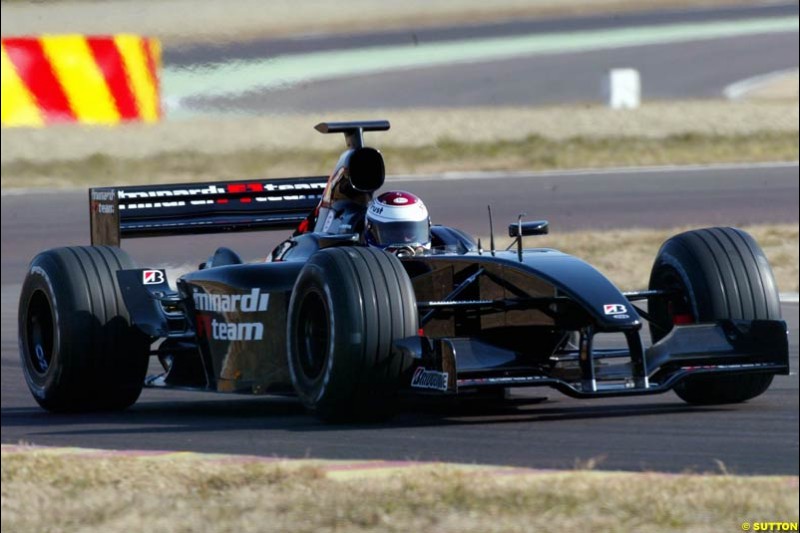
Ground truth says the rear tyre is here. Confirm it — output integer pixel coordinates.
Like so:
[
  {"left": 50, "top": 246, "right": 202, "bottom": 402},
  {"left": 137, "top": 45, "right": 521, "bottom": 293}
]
[
  {"left": 648, "top": 227, "right": 780, "bottom": 405},
  {"left": 287, "top": 247, "right": 418, "bottom": 422},
  {"left": 18, "top": 246, "right": 150, "bottom": 411}
]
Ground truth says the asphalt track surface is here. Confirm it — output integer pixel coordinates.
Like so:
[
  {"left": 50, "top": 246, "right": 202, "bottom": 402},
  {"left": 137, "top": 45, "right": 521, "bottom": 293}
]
[
  {"left": 2, "top": 163, "right": 797, "bottom": 283},
  {"left": 166, "top": 2, "right": 800, "bottom": 65},
  {"left": 172, "top": 3, "right": 799, "bottom": 113},
  {"left": 2, "top": 164, "right": 798, "bottom": 474}
]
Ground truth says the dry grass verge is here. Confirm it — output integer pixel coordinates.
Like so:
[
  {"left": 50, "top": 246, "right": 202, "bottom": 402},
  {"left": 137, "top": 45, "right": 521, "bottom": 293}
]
[
  {"left": 483, "top": 224, "right": 799, "bottom": 292},
  {"left": 3, "top": 101, "right": 797, "bottom": 164},
  {"left": 2, "top": 131, "right": 797, "bottom": 189},
  {"left": 2, "top": 448, "right": 798, "bottom": 533}
]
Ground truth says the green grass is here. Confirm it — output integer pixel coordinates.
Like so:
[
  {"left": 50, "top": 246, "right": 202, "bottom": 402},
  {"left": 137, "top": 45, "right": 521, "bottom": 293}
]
[
  {"left": 2, "top": 448, "right": 798, "bottom": 533},
  {"left": 2, "top": 131, "right": 797, "bottom": 189}
]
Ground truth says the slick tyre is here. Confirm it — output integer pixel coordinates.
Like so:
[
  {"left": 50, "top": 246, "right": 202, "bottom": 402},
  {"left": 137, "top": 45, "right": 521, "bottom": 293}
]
[
  {"left": 648, "top": 227, "right": 780, "bottom": 405},
  {"left": 18, "top": 246, "right": 150, "bottom": 411},
  {"left": 287, "top": 247, "right": 418, "bottom": 422}
]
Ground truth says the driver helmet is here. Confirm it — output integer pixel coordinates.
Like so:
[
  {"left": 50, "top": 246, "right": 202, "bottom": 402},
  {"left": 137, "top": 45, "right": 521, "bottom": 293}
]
[{"left": 365, "top": 191, "right": 431, "bottom": 256}]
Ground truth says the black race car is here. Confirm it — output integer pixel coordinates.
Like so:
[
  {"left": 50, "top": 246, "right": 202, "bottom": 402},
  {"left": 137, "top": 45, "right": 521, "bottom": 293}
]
[{"left": 18, "top": 120, "right": 789, "bottom": 421}]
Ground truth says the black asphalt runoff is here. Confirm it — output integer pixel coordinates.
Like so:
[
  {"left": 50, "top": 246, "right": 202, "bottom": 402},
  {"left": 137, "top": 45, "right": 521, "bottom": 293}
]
[{"left": 1, "top": 164, "right": 797, "bottom": 474}]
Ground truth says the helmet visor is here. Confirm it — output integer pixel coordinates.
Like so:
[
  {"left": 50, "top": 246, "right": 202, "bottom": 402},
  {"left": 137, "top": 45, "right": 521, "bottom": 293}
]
[{"left": 368, "top": 219, "right": 430, "bottom": 247}]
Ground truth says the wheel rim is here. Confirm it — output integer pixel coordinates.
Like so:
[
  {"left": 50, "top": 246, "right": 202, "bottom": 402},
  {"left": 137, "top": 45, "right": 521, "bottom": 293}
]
[
  {"left": 26, "top": 290, "right": 54, "bottom": 375},
  {"left": 296, "top": 289, "right": 330, "bottom": 381}
]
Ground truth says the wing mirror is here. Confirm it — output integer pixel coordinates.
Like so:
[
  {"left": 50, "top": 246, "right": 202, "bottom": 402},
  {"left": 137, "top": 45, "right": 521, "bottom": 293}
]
[
  {"left": 508, "top": 220, "right": 549, "bottom": 237},
  {"left": 506, "top": 217, "right": 549, "bottom": 261},
  {"left": 483, "top": 207, "right": 549, "bottom": 261}
]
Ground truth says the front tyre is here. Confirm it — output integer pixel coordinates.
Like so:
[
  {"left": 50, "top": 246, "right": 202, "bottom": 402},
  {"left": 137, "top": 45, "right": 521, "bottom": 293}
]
[
  {"left": 18, "top": 246, "right": 150, "bottom": 411},
  {"left": 648, "top": 227, "right": 780, "bottom": 405},
  {"left": 287, "top": 247, "right": 418, "bottom": 422}
]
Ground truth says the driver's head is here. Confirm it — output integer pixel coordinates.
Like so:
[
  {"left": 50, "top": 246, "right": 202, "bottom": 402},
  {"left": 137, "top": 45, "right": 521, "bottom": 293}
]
[{"left": 365, "top": 191, "right": 431, "bottom": 256}]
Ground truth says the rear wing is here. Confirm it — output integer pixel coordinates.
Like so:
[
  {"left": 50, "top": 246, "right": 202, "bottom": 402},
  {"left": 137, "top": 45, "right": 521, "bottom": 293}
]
[{"left": 89, "top": 177, "right": 327, "bottom": 246}]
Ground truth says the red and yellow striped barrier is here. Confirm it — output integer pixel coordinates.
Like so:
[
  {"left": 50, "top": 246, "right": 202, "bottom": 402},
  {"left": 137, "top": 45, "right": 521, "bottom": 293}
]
[{"left": 1, "top": 34, "right": 161, "bottom": 127}]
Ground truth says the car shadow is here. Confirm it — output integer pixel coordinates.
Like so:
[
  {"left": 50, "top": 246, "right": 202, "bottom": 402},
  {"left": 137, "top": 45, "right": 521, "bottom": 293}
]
[{"left": 1, "top": 393, "right": 724, "bottom": 439}]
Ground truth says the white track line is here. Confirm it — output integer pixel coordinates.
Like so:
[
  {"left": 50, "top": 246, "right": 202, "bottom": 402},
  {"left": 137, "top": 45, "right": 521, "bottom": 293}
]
[{"left": 723, "top": 67, "right": 799, "bottom": 99}]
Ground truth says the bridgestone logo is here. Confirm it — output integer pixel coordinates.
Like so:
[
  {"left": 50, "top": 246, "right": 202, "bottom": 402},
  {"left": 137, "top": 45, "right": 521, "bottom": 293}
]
[
  {"left": 192, "top": 288, "right": 269, "bottom": 313},
  {"left": 411, "top": 367, "right": 449, "bottom": 392}
]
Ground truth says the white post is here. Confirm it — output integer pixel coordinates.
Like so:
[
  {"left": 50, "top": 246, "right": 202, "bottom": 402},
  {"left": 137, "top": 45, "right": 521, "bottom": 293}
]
[{"left": 605, "top": 68, "right": 641, "bottom": 109}]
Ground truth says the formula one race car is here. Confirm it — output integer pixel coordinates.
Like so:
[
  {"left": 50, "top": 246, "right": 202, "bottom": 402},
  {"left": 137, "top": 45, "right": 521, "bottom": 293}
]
[{"left": 19, "top": 120, "right": 789, "bottom": 421}]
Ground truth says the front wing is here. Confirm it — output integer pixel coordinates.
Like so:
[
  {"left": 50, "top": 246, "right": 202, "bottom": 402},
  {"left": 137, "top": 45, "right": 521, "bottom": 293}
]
[{"left": 395, "top": 319, "right": 789, "bottom": 398}]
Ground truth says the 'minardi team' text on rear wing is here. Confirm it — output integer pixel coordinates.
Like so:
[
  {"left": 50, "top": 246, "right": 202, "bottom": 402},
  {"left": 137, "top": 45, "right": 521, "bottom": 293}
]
[{"left": 89, "top": 177, "right": 328, "bottom": 246}]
